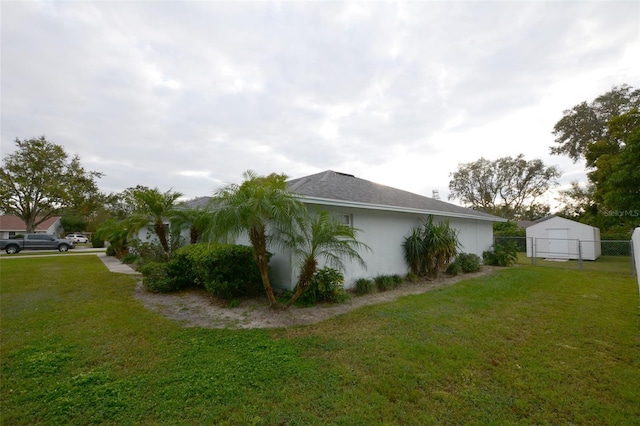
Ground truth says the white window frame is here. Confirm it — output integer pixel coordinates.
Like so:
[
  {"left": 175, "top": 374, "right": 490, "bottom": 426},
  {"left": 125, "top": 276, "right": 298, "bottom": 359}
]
[{"left": 337, "top": 214, "right": 353, "bottom": 227}]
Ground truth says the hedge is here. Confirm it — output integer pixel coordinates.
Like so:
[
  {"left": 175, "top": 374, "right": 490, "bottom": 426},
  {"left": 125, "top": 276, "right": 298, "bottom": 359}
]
[{"left": 168, "top": 243, "right": 264, "bottom": 299}]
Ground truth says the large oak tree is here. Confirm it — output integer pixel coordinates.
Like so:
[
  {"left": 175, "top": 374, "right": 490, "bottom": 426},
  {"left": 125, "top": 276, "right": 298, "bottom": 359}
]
[
  {"left": 550, "top": 84, "right": 640, "bottom": 162},
  {"left": 0, "top": 136, "right": 103, "bottom": 233},
  {"left": 448, "top": 154, "right": 560, "bottom": 220}
]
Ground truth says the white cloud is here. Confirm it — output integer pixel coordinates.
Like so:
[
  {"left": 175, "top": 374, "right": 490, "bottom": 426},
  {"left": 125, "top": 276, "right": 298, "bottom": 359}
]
[{"left": 1, "top": 1, "right": 638, "bottom": 211}]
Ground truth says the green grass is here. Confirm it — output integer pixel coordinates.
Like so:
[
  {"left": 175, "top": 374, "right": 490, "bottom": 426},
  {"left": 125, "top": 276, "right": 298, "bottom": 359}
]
[
  {"left": 517, "top": 252, "right": 634, "bottom": 274},
  {"left": 1, "top": 256, "right": 639, "bottom": 424},
  {"left": 0, "top": 248, "right": 104, "bottom": 257}
]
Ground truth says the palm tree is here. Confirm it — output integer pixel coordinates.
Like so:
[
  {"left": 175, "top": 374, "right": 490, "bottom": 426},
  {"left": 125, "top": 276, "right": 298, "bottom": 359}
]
[
  {"left": 129, "top": 187, "right": 183, "bottom": 257},
  {"left": 171, "top": 206, "right": 214, "bottom": 244},
  {"left": 402, "top": 216, "right": 460, "bottom": 278},
  {"left": 95, "top": 218, "right": 131, "bottom": 258},
  {"left": 283, "top": 210, "right": 369, "bottom": 307},
  {"left": 209, "top": 170, "right": 305, "bottom": 308}
]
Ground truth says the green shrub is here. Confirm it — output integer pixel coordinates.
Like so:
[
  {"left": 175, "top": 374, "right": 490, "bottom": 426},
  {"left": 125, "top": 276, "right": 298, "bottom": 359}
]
[
  {"left": 296, "top": 268, "right": 349, "bottom": 306},
  {"left": 403, "top": 216, "right": 460, "bottom": 278},
  {"left": 446, "top": 253, "right": 481, "bottom": 275},
  {"left": 105, "top": 245, "right": 117, "bottom": 257},
  {"left": 457, "top": 253, "right": 482, "bottom": 273},
  {"left": 91, "top": 233, "right": 105, "bottom": 248},
  {"left": 169, "top": 243, "right": 264, "bottom": 299},
  {"left": 494, "top": 236, "right": 526, "bottom": 253},
  {"left": 446, "top": 261, "right": 462, "bottom": 276},
  {"left": 354, "top": 278, "right": 374, "bottom": 295},
  {"left": 483, "top": 241, "right": 518, "bottom": 266},
  {"left": 391, "top": 274, "right": 403, "bottom": 284},
  {"left": 120, "top": 253, "right": 138, "bottom": 264},
  {"left": 129, "top": 240, "right": 169, "bottom": 265},
  {"left": 138, "top": 262, "right": 178, "bottom": 293},
  {"left": 375, "top": 275, "right": 400, "bottom": 291},
  {"left": 405, "top": 271, "right": 419, "bottom": 283}
]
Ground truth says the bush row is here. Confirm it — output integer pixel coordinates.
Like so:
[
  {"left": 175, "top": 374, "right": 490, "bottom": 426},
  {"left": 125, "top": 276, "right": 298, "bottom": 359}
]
[
  {"left": 139, "top": 243, "right": 264, "bottom": 299},
  {"left": 446, "top": 253, "right": 482, "bottom": 276},
  {"left": 353, "top": 274, "right": 403, "bottom": 295}
]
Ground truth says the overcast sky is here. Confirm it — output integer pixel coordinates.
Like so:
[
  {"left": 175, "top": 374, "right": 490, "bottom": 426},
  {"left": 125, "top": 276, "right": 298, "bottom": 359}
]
[{"left": 2, "top": 1, "right": 639, "bottom": 208}]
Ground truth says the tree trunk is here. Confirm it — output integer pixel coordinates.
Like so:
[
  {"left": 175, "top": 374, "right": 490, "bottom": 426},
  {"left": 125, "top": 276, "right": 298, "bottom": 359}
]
[
  {"left": 249, "top": 227, "right": 282, "bottom": 309},
  {"left": 285, "top": 257, "right": 317, "bottom": 307},
  {"left": 190, "top": 227, "right": 198, "bottom": 244},
  {"left": 155, "top": 221, "right": 170, "bottom": 256},
  {"left": 24, "top": 211, "right": 36, "bottom": 234}
]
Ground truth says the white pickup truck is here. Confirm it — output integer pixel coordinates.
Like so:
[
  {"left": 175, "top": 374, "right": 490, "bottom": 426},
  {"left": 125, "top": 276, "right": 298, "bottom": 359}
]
[{"left": 0, "top": 234, "right": 75, "bottom": 254}]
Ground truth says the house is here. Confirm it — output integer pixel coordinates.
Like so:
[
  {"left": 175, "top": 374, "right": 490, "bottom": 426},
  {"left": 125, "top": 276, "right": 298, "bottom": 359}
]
[
  {"left": 0, "top": 215, "right": 63, "bottom": 239},
  {"left": 267, "top": 170, "right": 504, "bottom": 290},
  {"left": 525, "top": 215, "right": 601, "bottom": 260}
]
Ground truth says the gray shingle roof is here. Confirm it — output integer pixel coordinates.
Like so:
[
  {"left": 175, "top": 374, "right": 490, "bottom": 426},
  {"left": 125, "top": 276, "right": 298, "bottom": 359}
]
[{"left": 287, "top": 170, "right": 502, "bottom": 221}]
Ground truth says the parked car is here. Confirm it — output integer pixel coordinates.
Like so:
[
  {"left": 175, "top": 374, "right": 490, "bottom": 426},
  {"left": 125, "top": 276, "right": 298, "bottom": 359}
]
[
  {"left": 66, "top": 233, "right": 89, "bottom": 243},
  {"left": 0, "top": 234, "right": 75, "bottom": 254}
]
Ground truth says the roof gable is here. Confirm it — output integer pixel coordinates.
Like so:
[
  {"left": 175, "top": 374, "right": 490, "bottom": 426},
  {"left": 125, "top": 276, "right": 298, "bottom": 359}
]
[{"left": 287, "top": 170, "right": 502, "bottom": 221}]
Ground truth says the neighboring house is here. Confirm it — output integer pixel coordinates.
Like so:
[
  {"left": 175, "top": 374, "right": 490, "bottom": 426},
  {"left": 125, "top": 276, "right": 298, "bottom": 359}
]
[
  {"left": 268, "top": 170, "right": 504, "bottom": 290},
  {"left": 0, "top": 215, "right": 63, "bottom": 239},
  {"left": 526, "top": 215, "right": 601, "bottom": 261}
]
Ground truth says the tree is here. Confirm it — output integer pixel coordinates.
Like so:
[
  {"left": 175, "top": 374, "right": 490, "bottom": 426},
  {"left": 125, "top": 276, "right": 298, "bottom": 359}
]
[
  {"left": 550, "top": 84, "right": 640, "bottom": 162},
  {"left": 596, "top": 110, "right": 640, "bottom": 215},
  {"left": 403, "top": 216, "right": 460, "bottom": 278},
  {"left": 95, "top": 218, "right": 131, "bottom": 257},
  {"left": 209, "top": 170, "right": 306, "bottom": 308},
  {"left": 282, "top": 210, "right": 369, "bottom": 307},
  {"left": 60, "top": 215, "right": 89, "bottom": 233},
  {"left": 127, "top": 187, "right": 183, "bottom": 257},
  {"left": 171, "top": 206, "right": 214, "bottom": 244},
  {"left": 448, "top": 155, "right": 560, "bottom": 220},
  {"left": 556, "top": 181, "right": 597, "bottom": 221},
  {"left": 0, "top": 136, "right": 103, "bottom": 233}
]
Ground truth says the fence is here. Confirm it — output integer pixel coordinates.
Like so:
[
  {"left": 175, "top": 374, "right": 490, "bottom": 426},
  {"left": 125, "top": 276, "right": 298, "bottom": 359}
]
[{"left": 493, "top": 236, "right": 634, "bottom": 275}]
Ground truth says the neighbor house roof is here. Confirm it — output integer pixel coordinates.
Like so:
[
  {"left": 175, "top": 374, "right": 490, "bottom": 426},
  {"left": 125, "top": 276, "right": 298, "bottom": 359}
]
[
  {"left": 0, "top": 215, "right": 61, "bottom": 231},
  {"left": 287, "top": 170, "right": 503, "bottom": 222}
]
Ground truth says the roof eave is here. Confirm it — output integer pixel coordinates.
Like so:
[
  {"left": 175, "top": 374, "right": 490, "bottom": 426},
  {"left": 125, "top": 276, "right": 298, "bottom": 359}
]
[{"left": 296, "top": 195, "right": 505, "bottom": 222}]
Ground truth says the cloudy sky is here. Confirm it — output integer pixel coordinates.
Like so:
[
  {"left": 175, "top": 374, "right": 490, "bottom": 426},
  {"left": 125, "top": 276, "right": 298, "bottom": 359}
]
[{"left": 2, "top": 1, "right": 638, "bottom": 208}]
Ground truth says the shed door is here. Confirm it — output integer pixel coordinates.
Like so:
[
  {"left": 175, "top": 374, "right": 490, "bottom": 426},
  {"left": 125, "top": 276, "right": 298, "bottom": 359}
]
[{"left": 547, "top": 229, "right": 569, "bottom": 257}]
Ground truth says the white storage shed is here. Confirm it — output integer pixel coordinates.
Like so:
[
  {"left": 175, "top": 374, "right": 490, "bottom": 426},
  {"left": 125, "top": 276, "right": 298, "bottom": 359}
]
[{"left": 526, "top": 216, "right": 601, "bottom": 260}]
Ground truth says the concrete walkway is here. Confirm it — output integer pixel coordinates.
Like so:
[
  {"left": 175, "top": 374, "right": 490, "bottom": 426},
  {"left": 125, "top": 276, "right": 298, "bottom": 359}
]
[{"left": 96, "top": 252, "right": 141, "bottom": 275}]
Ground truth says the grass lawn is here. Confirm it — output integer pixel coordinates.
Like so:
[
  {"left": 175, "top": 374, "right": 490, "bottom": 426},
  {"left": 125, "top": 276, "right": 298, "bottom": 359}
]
[
  {"left": 517, "top": 252, "right": 634, "bottom": 274},
  {"left": 1, "top": 256, "right": 639, "bottom": 425}
]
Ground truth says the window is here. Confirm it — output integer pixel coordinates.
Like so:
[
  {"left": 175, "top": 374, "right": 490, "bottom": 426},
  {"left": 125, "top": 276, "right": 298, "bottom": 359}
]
[
  {"left": 8, "top": 232, "right": 15, "bottom": 238},
  {"left": 338, "top": 214, "right": 352, "bottom": 227}
]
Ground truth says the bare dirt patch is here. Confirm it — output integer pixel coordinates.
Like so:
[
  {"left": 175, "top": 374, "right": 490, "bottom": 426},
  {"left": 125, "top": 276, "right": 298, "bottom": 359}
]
[{"left": 134, "top": 267, "right": 500, "bottom": 329}]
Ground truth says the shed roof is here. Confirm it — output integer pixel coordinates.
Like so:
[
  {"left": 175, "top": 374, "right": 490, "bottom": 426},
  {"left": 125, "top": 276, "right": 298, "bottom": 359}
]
[
  {"left": 287, "top": 170, "right": 503, "bottom": 222},
  {"left": 529, "top": 215, "right": 599, "bottom": 229}
]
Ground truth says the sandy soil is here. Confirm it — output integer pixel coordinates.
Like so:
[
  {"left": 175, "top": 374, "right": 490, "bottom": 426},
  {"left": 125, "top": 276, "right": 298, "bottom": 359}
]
[{"left": 134, "top": 267, "right": 499, "bottom": 329}]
